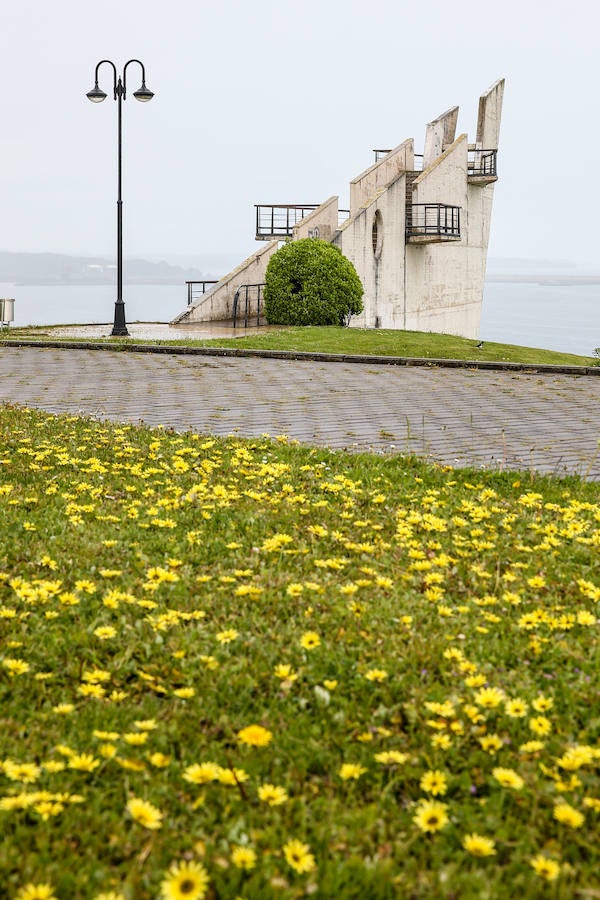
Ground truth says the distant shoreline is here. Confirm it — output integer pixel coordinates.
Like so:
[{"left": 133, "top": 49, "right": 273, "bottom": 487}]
[{"left": 486, "top": 274, "right": 600, "bottom": 286}]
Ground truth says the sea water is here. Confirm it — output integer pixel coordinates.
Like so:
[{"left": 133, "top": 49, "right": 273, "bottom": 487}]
[{"left": 1, "top": 280, "right": 599, "bottom": 357}]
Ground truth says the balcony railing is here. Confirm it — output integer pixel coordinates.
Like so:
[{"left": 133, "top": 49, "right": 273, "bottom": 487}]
[
  {"left": 406, "top": 204, "right": 461, "bottom": 241},
  {"left": 467, "top": 148, "right": 497, "bottom": 181},
  {"left": 186, "top": 280, "right": 219, "bottom": 306},
  {"left": 255, "top": 204, "right": 319, "bottom": 240}
]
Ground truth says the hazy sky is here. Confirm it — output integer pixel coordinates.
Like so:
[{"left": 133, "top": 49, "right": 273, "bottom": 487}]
[{"left": 2, "top": 0, "right": 599, "bottom": 269}]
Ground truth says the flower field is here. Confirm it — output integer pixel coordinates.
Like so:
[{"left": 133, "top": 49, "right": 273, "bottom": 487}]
[{"left": 1, "top": 404, "right": 599, "bottom": 899}]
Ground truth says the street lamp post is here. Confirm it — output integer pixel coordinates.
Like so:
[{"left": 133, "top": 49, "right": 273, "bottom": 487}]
[{"left": 86, "top": 59, "right": 154, "bottom": 336}]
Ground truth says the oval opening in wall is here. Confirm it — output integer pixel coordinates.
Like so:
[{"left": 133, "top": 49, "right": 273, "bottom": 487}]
[{"left": 372, "top": 210, "right": 383, "bottom": 259}]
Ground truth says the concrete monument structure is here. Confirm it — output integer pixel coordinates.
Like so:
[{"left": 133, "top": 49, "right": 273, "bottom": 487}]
[{"left": 173, "top": 79, "right": 504, "bottom": 339}]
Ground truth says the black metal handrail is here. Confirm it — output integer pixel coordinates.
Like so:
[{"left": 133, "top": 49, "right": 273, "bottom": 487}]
[
  {"left": 406, "top": 204, "right": 461, "bottom": 239},
  {"left": 232, "top": 283, "right": 265, "bottom": 328},
  {"left": 373, "top": 150, "right": 423, "bottom": 171},
  {"left": 186, "top": 280, "right": 219, "bottom": 306},
  {"left": 255, "top": 204, "right": 319, "bottom": 239},
  {"left": 467, "top": 148, "right": 497, "bottom": 178}
]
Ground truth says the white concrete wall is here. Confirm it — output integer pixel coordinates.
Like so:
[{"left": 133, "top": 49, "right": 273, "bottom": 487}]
[
  {"left": 292, "top": 196, "right": 339, "bottom": 242},
  {"left": 406, "top": 136, "right": 480, "bottom": 338},
  {"left": 350, "top": 139, "right": 413, "bottom": 214},
  {"left": 422, "top": 106, "right": 458, "bottom": 169},
  {"left": 477, "top": 78, "right": 505, "bottom": 149},
  {"left": 339, "top": 175, "right": 407, "bottom": 329},
  {"left": 171, "top": 240, "right": 279, "bottom": 324}
]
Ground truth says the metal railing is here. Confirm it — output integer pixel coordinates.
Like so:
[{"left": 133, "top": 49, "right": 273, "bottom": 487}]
[
  {"left": 373, "top": 150, "right": 424, "bottom": 171},
  {"left": 467, "top": 148, "right": 497, "bottom": 178},
  {"left": 255, "top": 204, "right": 319, "bottom": 239},
  {"left": 406, "top": 204, "right": 461, "bottom": 239},
  {"left": 233, "top": 283, "right": 265, "bottom": 328},
  {"left": 186, "top": 280, "right": 219, "bottom": 306}
]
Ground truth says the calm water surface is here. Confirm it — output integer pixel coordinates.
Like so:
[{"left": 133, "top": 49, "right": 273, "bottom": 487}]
[{"left": 2, "top": 281, "right": 599, "bottom": 356}]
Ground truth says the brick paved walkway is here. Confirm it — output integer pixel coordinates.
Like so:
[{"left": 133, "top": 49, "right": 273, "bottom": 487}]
[{"left": 1, "top": 346, "right": 599, "bottom": 479}]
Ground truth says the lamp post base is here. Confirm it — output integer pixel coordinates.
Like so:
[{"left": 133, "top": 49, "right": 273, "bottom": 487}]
[{"left": 111, "top": 301, "right": 129, "bottom": 337}]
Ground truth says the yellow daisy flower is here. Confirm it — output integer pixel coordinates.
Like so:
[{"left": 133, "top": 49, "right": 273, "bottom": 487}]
[
  {"left": 283, "top": 838, "right": 316, "bottom": 874},
  {"left": 126, "top": 796, "right": 163, "bottom": 830},
  {"left": 160, "top": 860, "right": 210, "bottom": 900},
  {"left": 462, "top": 833, "right": 496, "bottom": 857}
]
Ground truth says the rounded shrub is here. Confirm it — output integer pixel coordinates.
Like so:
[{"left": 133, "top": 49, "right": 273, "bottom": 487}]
[{"left": 264, "top": 238, "right": 364, "bottom": 326}]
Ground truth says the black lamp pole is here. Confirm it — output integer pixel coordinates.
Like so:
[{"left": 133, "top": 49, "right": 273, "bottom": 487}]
[{"left": 86, "top": 60, "right": 154, "bottom": 336}]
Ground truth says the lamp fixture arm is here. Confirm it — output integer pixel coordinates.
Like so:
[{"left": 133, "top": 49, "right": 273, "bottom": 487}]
[
  {"left": 93, "top": 59, "right": 118, "bottom": 99},
  {"left": 123, "top": 59, "right": 148, "bottom": 100}
]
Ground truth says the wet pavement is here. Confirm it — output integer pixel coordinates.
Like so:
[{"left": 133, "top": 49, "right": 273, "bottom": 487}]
[{"left": 1, "top": 340, "right": 599, "bottom": 479}]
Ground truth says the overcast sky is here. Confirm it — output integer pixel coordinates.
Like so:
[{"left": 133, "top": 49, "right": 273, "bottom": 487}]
[{"left": 2, "top": 0, "right": 599, "bottom": 269}]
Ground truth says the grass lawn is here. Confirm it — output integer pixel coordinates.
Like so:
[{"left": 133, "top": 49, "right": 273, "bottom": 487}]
[
  {"left": 1, "top": 405, "right": 599, "bottom": 899},
  {"left": 3, "top": 325, "right": 598, "bottom": 367}
]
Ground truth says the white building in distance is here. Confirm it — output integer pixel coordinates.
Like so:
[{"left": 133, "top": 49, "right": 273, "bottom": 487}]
[{"left": 173, "top": 79, "right": 504, "bottom": 339}]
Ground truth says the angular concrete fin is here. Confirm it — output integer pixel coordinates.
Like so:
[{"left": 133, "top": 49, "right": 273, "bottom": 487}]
[
  {"left": 423, "top": 106, "right": 459, "bottom": 169},
  {"left": 476, "top": 78, "right": 505, "bottom": 149}
]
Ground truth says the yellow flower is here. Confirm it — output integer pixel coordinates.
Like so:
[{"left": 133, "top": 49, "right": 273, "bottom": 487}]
[
  {"left": 15, "top": 885, "right": 57, "bottom": 900},
  {"left": 274, "top": 664, "right": 298, "bottom": 682},
  {"left": 519, "top": 740, "right": 545, "bottom": 753},
  {"left": 68, "top": 753, "right": 100, "bottom": 772},
  {"left": 492, "top": 767, "right": 524, "bottom": 790},
  {"left": 216, "top": 629, "right": 238, "bottom": 644},
  {"left": 300, "top": 631, "right": 321, "bottom": 650},
  {"left": 339, "top": 763, "right": 367, "bottom": 780},
  {"left": 474, "top": 687, "right": 504, "bottom": 709},
  {"left": 530, "top": 855, "right": 560, "bottom": 881},
  {"left": 52, "top": 703, "right": 75, "bottom": 714},
  {"left": 529, "top": 716, "right": 552, "bottom": 736},
  {"left": 413, "top": 799, "right": 449, "bottom": 833},
  {"left": 93, "top": 625, "right": 117, "bottom": 640},
  {"left": 2, "top": 657, "right": 30, "bottom": 676},
  {"left": 173, "top": 687, "right": 195, "bottom": 699},
  {"left": 258, "top": 783, "right": 288, "bottom": 805},
  {"left": 478, "top": 734, "right": 503, "bottom": 753},
  {"left": 160, "top": 860, "right": 209, "bottom": 900},
  {"left": 553, "top": 802, "right": 584, "bottom": 828},
  {"left": 505, "top": 698, "right": 528, "bottom": 718},
  {"left": 532, "top": 695, "right": 554, "bottom": 712},
  {"left": 365, "top": 668, "right": 388, "bottom": 682},
  {"left": 231, "top": 845, "right": 257, "bottom": 870},
  {"left": 462, "top": 833, "right": 496, "bottom": 857},
  {"left": 420, "top": 770, "right": 448, "bottom": 796},
  {"left": 123, "top": 732, "right": 148, "bottom": 746},
  {"left": 283, "top": 838, "right": 316, "bottom": 874},
  {"left": 237, "top": 724, "right": 273, "bottom": 747},
  {"left": 126, "top": 796, "right": 163, "bottom": 830},
  {"left": 323, "top": 679, "right": 338, "bottom": 691},
  {"left": 148, "top": 752, "right": 171, "bottom": 768},
  {"left": 374, "top": 750, "right": 408, "bottom": 765},
  {"left": 217, "top": 767, "right": 249, "bottom": 785},
  {"left": 183, "top": 762, "right": 221, "bottom": 784}
]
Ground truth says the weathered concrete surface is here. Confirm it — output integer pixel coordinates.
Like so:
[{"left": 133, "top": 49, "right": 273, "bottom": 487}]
[{"left": 1, "top": 346, "right": 599, "bottom": 480}]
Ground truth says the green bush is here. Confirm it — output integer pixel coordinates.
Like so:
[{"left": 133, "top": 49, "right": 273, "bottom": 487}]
[{"left": 264, "top": 238, "right": 364, "bottom": 326}]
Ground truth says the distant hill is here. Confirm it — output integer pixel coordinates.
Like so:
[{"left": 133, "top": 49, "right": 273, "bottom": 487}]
[{"left": 0, "top": 252, "right": 211, "bottom": 285}]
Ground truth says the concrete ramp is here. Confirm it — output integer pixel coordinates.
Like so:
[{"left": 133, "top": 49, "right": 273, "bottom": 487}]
[{"left": 171, "top": 240, "right": 279, "bottom": 325}]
